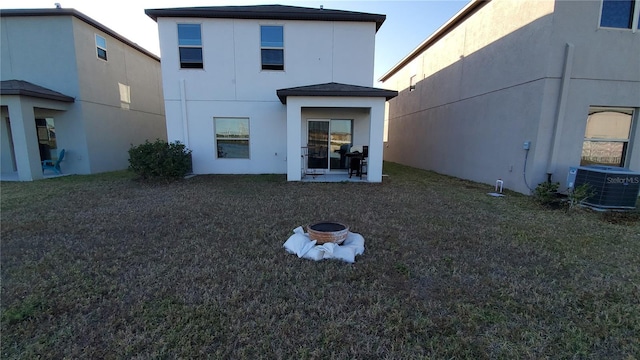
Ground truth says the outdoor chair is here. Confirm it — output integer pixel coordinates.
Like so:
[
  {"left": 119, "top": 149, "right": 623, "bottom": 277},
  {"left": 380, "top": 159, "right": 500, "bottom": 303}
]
[
  {"left": 42, "top": 148, "right": 65, "bottom": 174},
  {"left": 349, "top": 153, "right": 361, "bottom": 178}
]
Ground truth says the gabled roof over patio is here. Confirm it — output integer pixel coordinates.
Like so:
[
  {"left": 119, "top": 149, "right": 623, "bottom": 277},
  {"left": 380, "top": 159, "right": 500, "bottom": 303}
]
[
  {"left": 276, "top": 82, "right": 398, "bottom": 104},
  {"left": 0, "top": 80, "right": 75, "bottom": 102}
]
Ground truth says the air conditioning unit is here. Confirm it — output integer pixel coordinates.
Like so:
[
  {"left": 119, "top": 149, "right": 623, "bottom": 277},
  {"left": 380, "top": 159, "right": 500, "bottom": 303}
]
[{"left": 567, "top": 166, "right": 640, "bottom": 210}]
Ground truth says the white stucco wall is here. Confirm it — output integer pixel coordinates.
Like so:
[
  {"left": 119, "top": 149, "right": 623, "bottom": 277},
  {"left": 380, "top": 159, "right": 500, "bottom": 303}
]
[
  {"left": 382, "top": 0, "right": 640, "bottom": 194},
  {"left": 157, "top": 18, "right": 376, "bottom": 105},
  {"left": 156, "top": 17, "right": 379, "bottom": 176},
  {"left": 285, "top": 96, "right": 385, "bottom": 182}
]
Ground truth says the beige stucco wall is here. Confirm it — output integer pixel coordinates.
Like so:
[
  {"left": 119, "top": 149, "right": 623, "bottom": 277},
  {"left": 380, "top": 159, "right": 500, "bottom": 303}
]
[
  {"left": 0, "top": 13, "right": 166, "bottom": 178},
  {"left": 383, "top": 0, "right": 640, "bottom": 194},
  {"left": 0, "top": 15, "right": 91, "bottom": 176},
  {"left": 71, "top": 17, "right": 166, "bottom": 174}
]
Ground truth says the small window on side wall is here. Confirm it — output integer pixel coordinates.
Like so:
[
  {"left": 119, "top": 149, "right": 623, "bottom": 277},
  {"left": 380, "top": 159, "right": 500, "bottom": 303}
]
[
  {"left": 215, "top": 118, "right": 250, "bottom": 159},
  {"left": 178, "top": 24, "right": 203, "bottom": 69},
  {"left": 95, "top": 34, "right": 107, "bottom": 61},
  {"left": 261, "top": 25, "right": 284, "bottom": 71},
  {"left": 409, "top": 75, "right": 417, "bottom": 91}
]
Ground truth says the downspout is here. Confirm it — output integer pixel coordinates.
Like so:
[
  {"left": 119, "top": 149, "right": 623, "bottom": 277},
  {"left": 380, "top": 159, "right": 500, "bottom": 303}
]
[
  {"left": 546, "top": 42, "right": 574, "bottom": 177},
  {"left": 180, "top": 79, "right": 190, "bottom": 147}
]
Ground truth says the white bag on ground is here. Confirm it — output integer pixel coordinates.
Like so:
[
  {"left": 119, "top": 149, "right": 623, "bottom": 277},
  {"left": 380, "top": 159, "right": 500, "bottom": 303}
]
[{"left": 283, "top": 227, "right": 365, "bottom": 263}]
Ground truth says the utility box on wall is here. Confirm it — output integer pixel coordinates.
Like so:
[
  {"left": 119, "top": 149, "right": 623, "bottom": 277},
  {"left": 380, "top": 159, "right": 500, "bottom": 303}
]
[{"left": 568, "top": 166, "right": 640, "bottom": 210}]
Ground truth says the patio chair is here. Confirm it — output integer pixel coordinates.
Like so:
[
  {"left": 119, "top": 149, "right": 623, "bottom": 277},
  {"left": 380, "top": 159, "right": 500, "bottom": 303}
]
[{"left": 42, "top": 148, "right": 65, "bottom": 174}]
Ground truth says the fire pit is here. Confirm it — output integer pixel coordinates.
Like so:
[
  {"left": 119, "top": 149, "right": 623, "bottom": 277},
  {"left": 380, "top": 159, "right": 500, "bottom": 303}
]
[{"left": 307, "top": 222, "right": 349, "bottom": 245}]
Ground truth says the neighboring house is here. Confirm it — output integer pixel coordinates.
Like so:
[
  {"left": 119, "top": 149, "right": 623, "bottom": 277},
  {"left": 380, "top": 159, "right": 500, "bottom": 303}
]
[
  {"left": 380, "top": 0, "right": 640, "bottom": 194},
  {"left": 0, "top": 8, "right": 166, "bottom": 181},
  {"left": 145, "top": 5, "right": 397, "bottom": 182}
]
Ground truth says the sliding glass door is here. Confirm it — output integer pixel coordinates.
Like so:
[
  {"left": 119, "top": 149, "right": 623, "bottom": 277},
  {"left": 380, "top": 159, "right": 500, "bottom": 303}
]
[
  {"left": 308, "top": 121, "right": 329, "bottom": 170},
  {"left": 307, "top": 119, "right": 352, "bottom": 171}
]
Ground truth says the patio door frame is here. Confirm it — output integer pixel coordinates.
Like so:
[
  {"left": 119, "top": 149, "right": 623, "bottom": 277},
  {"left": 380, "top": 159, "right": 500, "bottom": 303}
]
[{"left": 306, "top": 118, "right": 352, "bottom": 174}]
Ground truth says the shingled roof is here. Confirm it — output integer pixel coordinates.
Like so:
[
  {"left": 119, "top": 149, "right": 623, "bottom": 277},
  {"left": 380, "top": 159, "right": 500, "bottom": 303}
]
[
  {"left": 276, "top": 82, "right": 397, "bottom": 104},
  {"left": 0, "top": 80, "right": 75, "bottom": 102},
  {"left": 145, "top": 4, "right": 386, "bottom": 32}
]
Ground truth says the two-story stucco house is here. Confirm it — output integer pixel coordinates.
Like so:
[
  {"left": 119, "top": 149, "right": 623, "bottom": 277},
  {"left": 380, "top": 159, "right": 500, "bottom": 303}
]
[
  {"left": 145, "top": 5, "right": 397, "bottom": 182},
  {"left": 0, "top": 8, "right": 166, "bottom": 181},
  {"left": 380, "top": 0, "right": 639, "bottom": 194}
]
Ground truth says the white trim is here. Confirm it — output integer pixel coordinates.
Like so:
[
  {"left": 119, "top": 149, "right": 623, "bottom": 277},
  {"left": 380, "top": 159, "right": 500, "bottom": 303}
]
[
  {"left": 582, "top": 107, "right": 634, "bottom": 167},
  {"left": 260, "top": 24, "right": 285, "bottom": 71},
  {"left": 409, "top": 74, "right": 417, "bottom": 92},
  {"left": 597, "top": 0, "right": 640, "bottom": 31},
  {"left": 179, "top": 79, "right": 189, "bottom": 147},
  {"left": 632, "top": 0, "right": 640, "bottom": 32},
  {"left": 177, "top": 23, "right": 204, "bottom": 70},
  {"left": 214, "top": 117, "right": 251, "bottom": 160},
  {"left": 305, "top": 118, "right": 353, "bottom": 174},
  {"left": 95, "top": 34, "right": 107, "bottom": 61}
]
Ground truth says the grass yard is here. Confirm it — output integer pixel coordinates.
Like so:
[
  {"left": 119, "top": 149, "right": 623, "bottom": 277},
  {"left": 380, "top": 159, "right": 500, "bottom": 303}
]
[{"left": 1, "top": 162, "right": 639, "bottom": 359}]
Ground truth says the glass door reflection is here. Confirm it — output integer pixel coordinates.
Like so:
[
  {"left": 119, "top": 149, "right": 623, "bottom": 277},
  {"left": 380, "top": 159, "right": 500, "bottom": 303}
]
[
  {"left": 308, "top": 121, "right": 329, "bottom": 170},
  {"left": 307, "top": 119, "right": 352, "bottom": 172},
  {"left": 329, "top": 119, "right": 352, "bottom": 171}
]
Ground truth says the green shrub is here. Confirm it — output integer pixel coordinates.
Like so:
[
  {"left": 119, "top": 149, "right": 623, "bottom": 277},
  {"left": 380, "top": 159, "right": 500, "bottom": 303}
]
[
  {"left": 567, "top": 183, "right": 594, "bottom": 209},
  {"left": 533, "top": 181, "right": 561, "bottom": 206},
  {"left": 128, "top": 140, "right": 192, "bottom": 180}
]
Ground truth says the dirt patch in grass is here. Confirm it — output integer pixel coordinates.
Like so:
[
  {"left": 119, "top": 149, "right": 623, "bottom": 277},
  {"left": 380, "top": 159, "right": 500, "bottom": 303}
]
[{"left": 2, "top": 164, "right": 639, "bottom": 358}]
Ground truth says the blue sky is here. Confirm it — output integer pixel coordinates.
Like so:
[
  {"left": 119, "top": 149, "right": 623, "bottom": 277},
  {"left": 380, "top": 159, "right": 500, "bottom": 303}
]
[{"left": 3, "top": 0, "right": 470, "bottom": 83}]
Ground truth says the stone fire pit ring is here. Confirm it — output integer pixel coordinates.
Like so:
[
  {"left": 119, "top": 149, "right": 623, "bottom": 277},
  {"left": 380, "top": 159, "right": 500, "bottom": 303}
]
[{"left": 307, "top": 222, "right": 349, "bottom": 245}]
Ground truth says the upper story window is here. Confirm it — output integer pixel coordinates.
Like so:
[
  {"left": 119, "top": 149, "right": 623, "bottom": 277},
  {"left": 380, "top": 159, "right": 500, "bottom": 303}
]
[
  {"left": 95, "top": 34, "right": 107, "bottom": 61},
  {"left": 261, "top": 25, "right": 284, "bottom": 71},
  {"left": 600, "top": 0, "right": 640, "bottom": 29},
  {"left": 178, "top": 24, "right": 203, "bottom": 69}
]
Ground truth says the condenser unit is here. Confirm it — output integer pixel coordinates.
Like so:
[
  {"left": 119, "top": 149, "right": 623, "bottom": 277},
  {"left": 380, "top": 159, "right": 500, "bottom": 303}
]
[{"left": 567, "top": 166, "right": 640, "bottom": 210}]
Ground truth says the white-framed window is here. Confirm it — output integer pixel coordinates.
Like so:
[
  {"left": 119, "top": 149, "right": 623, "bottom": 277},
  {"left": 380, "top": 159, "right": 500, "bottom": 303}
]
[
  {"left": 409, "top": 75, "right": 417, "bottom": 91},
  {"left": 95, "top": 34, "right": 107, "bottom": 61},
  {"left": 261, "top": 25, "right": 284, "bottom": 71},
  {"left": 119, "top": 83, "right": 131, "bottom": 110},
  {"left": 178, "top": 24, "right": 203, "bottom": 69},
  {"left": 599, "top": 0, "right": 640, "bottom": 30},
  {"left": 581, "top": 107, "right": 634, "bottom": 167},
  {"left": 215, "top": 117, "right": 250, "bottom": 159}
]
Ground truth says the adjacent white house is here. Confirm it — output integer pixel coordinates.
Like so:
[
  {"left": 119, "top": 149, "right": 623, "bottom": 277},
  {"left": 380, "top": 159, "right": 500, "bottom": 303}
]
[
  {"left": 380, "top": 0, "right": 639, "bottom": 194},
  {"left": 0, "top": 8, "right": 166, "bottom": 181},
  {"left": 145, "top": 5, "right": 397, "bottom": 182}
]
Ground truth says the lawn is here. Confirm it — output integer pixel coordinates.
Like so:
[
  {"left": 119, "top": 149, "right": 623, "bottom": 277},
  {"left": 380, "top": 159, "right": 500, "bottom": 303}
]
[{"left": 1, "top": 162, "right": 639, "bottom": 359}]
